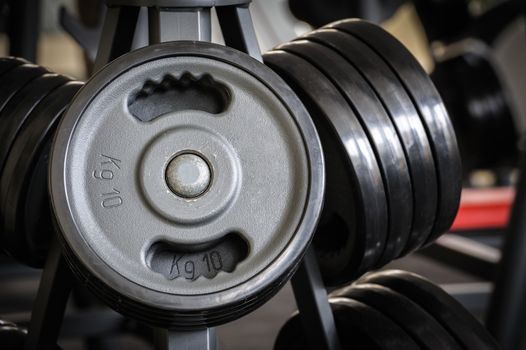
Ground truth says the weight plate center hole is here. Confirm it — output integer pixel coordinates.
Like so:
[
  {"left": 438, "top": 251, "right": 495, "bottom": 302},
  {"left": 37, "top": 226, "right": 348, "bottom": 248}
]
[{"left": 166, "top": 152, "right": 212, "bottom": 199}]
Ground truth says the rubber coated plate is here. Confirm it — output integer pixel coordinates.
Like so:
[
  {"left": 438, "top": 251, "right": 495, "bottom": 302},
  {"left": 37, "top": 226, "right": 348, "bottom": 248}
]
[
  {"left": 432, "top": 47, "right": 517, "bottom": 171},
  {"left": 50, "top": 41, "right": 324, "bottom": 329},
  {"left": 360, "top": 270, "right": 499, "bottom": 349},
  {"left": 277, "top": 39, "right": 413, "bottom": 266},
  {"left": 333, "top": 283, "right": 462, "bottom": 349},
  {"left": 274, "top": 298, "right": 420, "bottom": 350},
  {"left": 331, "top": 298, "right": 420, "bottom": 349},
  {"left": 0, "top": 57, "right": 29, "bottom": 77},
  {"left": 329, "top": 20, "right": 461, "bottom": 242},
  {"left": 264, "top": 50, "right": 388, "bottom": 286},
  {"left": 302, "top": 29, "right": 438, "bottom": 255},
  {"left": 0, "top": 64, "right": 48, "bottom": 114},
  {"left": 0, "top": 325, "right": 27, "bottom": 350},
  {"left": 0, "top": 73, "right": 69, "bottom": 173},
  {"left": 0, "top": 322, "right": 61, "bottom": 350},
  {"left": 0, "top": 82, "right": 82, "bottom": 267},
  {"left": 275, "top": 308, "right": 380, "bottom": 350},
  {"left": 77, "top": 261, "right": 284, "bottom": 328}
]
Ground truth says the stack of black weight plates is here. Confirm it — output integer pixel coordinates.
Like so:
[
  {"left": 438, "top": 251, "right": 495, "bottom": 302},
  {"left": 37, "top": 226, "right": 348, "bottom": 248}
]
[
  {"left": 263, "top": 19, "right": 462, "bottom": 287},
  {"left": 275, "top": 270, "right": 498, "bottom": 350},
  {"left": 0, "top": 57, "right": 83, "bottom": 267}
]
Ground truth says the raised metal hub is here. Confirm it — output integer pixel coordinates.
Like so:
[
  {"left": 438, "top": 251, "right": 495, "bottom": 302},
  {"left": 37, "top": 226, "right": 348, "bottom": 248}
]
[{"left": 166, "top": 152, "right": 211, "bottom": 198}]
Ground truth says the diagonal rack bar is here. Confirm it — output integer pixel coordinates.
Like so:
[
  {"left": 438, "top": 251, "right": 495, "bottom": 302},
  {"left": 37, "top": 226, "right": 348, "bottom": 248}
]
[
  {"left": 24, "top": 240, "right": 73, "bottom": 350},
  {"left": 292, "top": 249, "right": 342, "bottom": 350},
  {"left": 487, "top": 152, "right": 526, "bottom": 350},
  {"left": 25, "top": 1, "right": 338, "bottom": 349}
]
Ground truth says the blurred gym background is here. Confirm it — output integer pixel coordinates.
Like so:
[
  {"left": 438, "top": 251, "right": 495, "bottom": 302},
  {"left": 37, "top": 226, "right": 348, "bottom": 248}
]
[{"left": 0, "top": 0, "right": 525, "bottom": 349}]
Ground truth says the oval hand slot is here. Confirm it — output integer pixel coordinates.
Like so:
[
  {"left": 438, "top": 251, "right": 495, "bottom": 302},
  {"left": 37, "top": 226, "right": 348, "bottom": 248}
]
[
  {"left": 128, "top": 72, "right": 231, "bottom": 122},
  {"left": 146, "top": 233, "right": 249, "bottom": 281}
]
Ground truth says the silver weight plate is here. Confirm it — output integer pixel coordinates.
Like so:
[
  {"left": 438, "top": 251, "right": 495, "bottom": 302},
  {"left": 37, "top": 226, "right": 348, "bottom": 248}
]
[{"left": 50, "top": 41, "right": 324, "bottom": 327}]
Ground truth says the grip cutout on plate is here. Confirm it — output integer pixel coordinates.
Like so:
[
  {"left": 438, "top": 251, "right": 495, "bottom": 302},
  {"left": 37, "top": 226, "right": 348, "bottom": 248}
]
[{"left": 128, "top": 72, "right": 231, "bottom": 122}]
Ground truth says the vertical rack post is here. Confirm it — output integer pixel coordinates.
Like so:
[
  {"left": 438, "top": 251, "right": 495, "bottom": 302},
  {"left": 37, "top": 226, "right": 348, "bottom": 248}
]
[
  {"left": 148, "top": 7, "right": 212, "bottom": 43},
  {"left": 6, "top": 0, "right": 40, "bottom": 61},
  {"left": 154, "top": 328, "right": 217, "bottom": 350},
  {"left": 486, "top": 153, "right": 526, "bottom": 349}
]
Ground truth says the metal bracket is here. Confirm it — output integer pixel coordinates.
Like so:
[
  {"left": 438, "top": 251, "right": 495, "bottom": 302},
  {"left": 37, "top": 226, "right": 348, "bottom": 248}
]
[
  {"left": 154, "top": 327, "right": 217, "bottom": 350},
  {"left": 90, "top": 0, "right": 260, "bottom": 72},
  {"left": 148, "top": 7, "right": 212, "bottom": 44}
]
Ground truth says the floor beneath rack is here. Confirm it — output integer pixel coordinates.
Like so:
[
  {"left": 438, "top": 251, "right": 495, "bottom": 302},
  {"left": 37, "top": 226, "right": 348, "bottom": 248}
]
[{"left": 0, "top": 250, "right": 486, "bottom": 350}]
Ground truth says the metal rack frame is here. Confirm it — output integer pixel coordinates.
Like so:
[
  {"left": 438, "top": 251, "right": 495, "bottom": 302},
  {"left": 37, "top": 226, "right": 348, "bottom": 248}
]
[{"left": 22, "top": 2, "right": 341, "bottom": 349}]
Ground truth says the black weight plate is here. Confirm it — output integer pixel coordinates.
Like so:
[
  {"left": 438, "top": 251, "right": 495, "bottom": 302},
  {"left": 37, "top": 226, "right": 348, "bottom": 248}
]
[
  {"left": 333, "top": 283, "right": 462, "bottom": 349},
  {"left": 274, "top": 309, "right": 381, "bottom": 350},
  {"left": 0, "top": 73, "right": 69, "bottom": 173},
  {"left": 0, "top": 320, "right": 16, "bottom": 327},
  {"left": 0, "top": 322, "right": 62, "bottom": 350},
  {"left": 432, "top": 49, "right": 517, "bottom": 172},
  {"left": 278, "top": 39, "right": 413, "bottom": 266},
  {"left": 0, "top": 324, "right": 27, "bottom": 349},
  {"left": 69, "top": 257, "right": 283, "bottom": 328},
  {"left": 0, "top": 57, "right": 29, "bottom": 77},
  {"left": 331, "top": 298, "right": 421, "bottom": 349},
  {"left": 0, "top": 82, "right": 82, "bottom": 267},
  {"left": 274, "top": 298, "right": 420, "bottom": 350},
  {"left": 360, "top": 270, "right": 499, "bottom": 350},
  {"left": 264, "top": 50, "right": 388, "bottom": 286},
  {"left": 0, "top": 64, "right": 48, "bottom": 115},
  {"left": 302, "top": 29, "right": 438, "bottom": 255},
  {"left": 329, "top": 20, "right": 462, "bottom": 242}
]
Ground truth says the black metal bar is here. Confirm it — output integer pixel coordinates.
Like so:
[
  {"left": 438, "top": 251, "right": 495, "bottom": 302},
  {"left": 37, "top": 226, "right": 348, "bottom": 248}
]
[
  {"left": 153, "top": 327, "right": 217, "bottom": 350},
  {"left": 148, "top": 7, "right": 211, "bottom": 44},
  {"left": 291, "top": 248, "right": 341, "bottom": 350},
  {"left": 417, "top": 233, "right": 500, "bottom": 280},
  {"left": 6, "top": 0, "right": 40, "bottom": 61},
  {"left": 69, "top": 0, "right": 260, "bottom": 71},
  {"left": 486, "top": 153, "right": 526, "bottom": 349},
  {"left": 93, "top": 6, "right": 140, "bottom": 72},
  {"left": 216, "top": 4, "right": 262, "bottom": 61},
  {"left": 60, "top": 6, "right": 102, "bottom": 62},
  {"left": 23, "top": 239, "right": 73, "bottom": 350}
]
